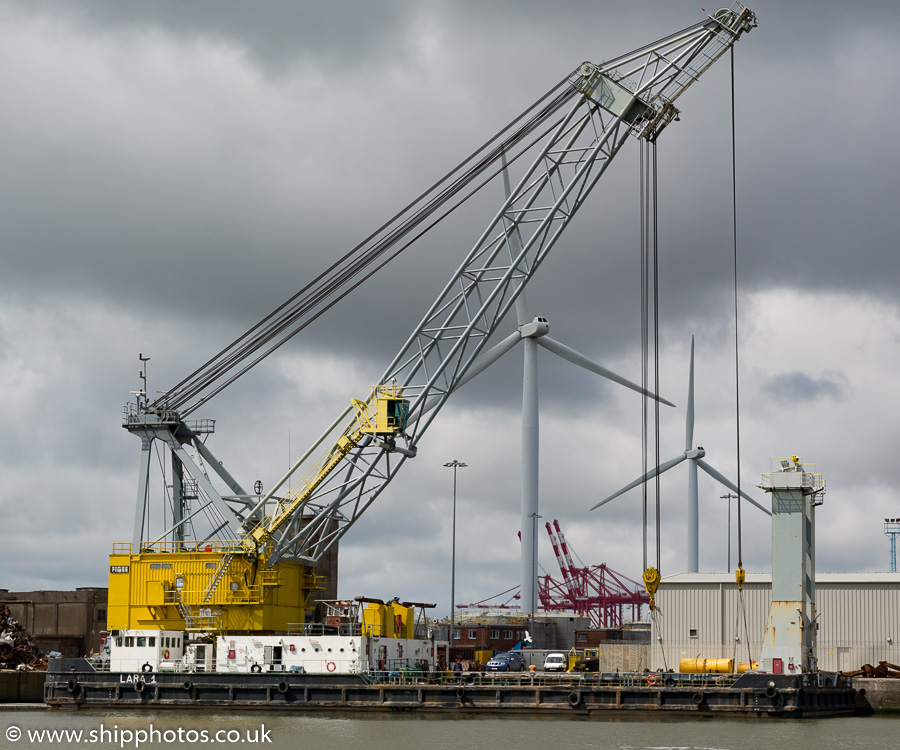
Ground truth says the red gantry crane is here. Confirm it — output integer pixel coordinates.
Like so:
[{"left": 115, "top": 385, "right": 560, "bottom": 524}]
[{"left": 541, "top": 520, "right": 649, "bottom": 628}]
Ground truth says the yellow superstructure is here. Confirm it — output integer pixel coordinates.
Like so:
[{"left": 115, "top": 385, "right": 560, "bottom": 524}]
[{"left": 108, "top": 542, "right": 323, "bottom": 632}]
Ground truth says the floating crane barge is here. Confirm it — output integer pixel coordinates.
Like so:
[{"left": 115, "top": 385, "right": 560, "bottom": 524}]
[{"left": 43, "top": 5, "right": 865, "bottom": 718}]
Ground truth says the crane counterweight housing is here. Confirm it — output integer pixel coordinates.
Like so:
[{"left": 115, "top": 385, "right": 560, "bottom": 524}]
[{"left": 112, "top": 6, "right": 755, "bottom": 638}]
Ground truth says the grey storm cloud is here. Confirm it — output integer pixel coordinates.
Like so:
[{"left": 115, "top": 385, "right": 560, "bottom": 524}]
[
  {"left": 762, "top": 370, "right": 849, "bottom": 404},
  {"left": 2, "top": 0, "right": 900, "bottom": 609}
]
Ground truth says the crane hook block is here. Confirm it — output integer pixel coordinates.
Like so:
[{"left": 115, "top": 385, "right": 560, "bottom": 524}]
[{"left": 643, "top": 566, "right": 661, "bottom": 611}]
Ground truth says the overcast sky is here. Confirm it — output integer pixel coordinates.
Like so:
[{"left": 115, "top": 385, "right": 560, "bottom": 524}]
[{"left": 2, "top": 1, "right": 899, "bottom": 620}]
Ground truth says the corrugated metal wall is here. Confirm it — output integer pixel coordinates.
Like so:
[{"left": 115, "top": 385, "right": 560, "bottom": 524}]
[{"left": 649, "top": 576, "right": 900, "bottom": 672}]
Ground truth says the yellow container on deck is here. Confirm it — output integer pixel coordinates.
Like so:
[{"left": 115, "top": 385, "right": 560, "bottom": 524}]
[
  {"left": 737, "top": 661, "right": 759, "bottom": 673},
  {"left": 680, "top": 657, "right": 734, "bottom": 673}
]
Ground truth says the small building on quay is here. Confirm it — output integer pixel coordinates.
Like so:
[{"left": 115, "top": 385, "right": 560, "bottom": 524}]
[{"left": 1, "top": 588, "right": 108, "bottom": 656}]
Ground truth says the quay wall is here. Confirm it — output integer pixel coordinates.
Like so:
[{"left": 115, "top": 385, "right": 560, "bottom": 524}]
[
  {"left": 0, "top": 671, "right": 45, "bottom": 702},
  {"left": 853, "top": 678, "right": 900, "bottom": 711}
]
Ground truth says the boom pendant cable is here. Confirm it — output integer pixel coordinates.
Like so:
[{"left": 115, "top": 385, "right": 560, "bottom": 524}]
[{"left": 154, "top": 79, "right": 577, "bottom": 416}]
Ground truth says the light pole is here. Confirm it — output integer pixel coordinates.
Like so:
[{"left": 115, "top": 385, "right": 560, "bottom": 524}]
[
  {"left": 721, "top": 493, "right": 738, "bottom": 572},
  {"left": 528, "top": 511, "right": 542, "bottom": 639},
  {"left": 444, "top": 460, "right": 467, "bottom": 650}
]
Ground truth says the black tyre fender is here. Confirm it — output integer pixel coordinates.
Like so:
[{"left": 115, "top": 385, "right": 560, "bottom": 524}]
[
  {"left": 277, "top": 681, "right": 289, "bottom": 694},
  {"left": 141, "top": 663, "right": 153, "bottom": 674},
  {"left": 765, "top": 685, "right": 778, "bottom": 699},
  {"left": 65, "top": 678, "right": 78, "bottom": 694},
  {"left": 567, "top": 691, "right": 582, "bottom": 707},
  {"left": 692, "top": 692, "right": 704, "bottom": 705},
  {"left": 134, "top": 680, "right": 146, "bottom": 693},
  {"left": 250, "top": 663, "right": 262, "bottom": 673},
  {"left": 456, "top": 687, "right": 466, "bottom": 700},
  {"left": 182, "top": 681, "right": 193, "bottom": 691}
]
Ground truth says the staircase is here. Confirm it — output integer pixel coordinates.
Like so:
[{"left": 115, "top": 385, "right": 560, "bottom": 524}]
[{"left": 202, "top": 551, "right": 234, "bottom": 604}]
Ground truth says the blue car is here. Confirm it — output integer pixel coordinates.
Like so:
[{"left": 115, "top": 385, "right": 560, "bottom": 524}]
[{"left": 485, "top": 652, "right": 528, "bottom": 672}]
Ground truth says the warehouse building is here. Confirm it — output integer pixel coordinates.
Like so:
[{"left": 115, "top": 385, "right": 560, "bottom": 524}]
[{"left": 649, "top": 572, "right": 900, "bottom": 673}]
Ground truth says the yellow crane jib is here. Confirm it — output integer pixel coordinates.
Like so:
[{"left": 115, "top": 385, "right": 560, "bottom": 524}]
[
  {"left": 243, "top": 384, "right": 411, "bottom": 553},
  {"left": 643, "top": 566, "right": 661, "bottom": 611}
]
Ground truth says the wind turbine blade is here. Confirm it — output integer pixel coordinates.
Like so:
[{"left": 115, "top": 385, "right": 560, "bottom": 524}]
[
  {"left": 590, "top": 453, "right": 688, "bottom": 511},
  {"left": 685, "top": 335, "right": 695, "bottom": 452},
  {"left": 415, "top": 330, "right": 522, "bottom": 418},
  {"left": 457, "top": 330, "right": 522, "bottom": 389},
  {"left": 538, "top": 336, "right": 675, "bottom": 407},
  {"left": 696, "top": 459, "right": 772, "bottom": 516}
]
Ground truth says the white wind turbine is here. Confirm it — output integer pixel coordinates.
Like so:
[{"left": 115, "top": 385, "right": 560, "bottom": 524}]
[
  {"left": 444, "top": 158, "right": 674, "bottom": 618},
  {"left": 590, "top": 336, "right": 769, "bottom": 573}
]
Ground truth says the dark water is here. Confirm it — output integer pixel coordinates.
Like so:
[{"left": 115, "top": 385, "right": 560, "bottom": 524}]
[{"left": 2, "top": 706, "right": 898, "bottom": 749}]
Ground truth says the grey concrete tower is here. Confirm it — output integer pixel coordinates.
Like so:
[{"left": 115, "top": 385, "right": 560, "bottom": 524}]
[{"left": 758, "top": 457, "right": 825, "bottom": 674}]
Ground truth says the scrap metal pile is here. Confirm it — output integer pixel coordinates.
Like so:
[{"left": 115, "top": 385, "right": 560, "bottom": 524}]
[
  {"left": 847, "top": 661, "right": 900, "bottom": 679},
  {"left": 0, "top": 603, "right": 47, "bottom": 671}
]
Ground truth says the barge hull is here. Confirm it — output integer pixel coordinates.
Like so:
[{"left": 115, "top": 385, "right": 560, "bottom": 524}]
[{"left": 45, "top": 660, "right": 864, "bottom": 718}]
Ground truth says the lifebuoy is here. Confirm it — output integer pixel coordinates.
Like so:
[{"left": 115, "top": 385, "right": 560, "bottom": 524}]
[
  {"left": 250, "top": 663, "right": 262, "bottom": 673},
  {"left": 141, "top": 663, "right": 153, "bottom": 674},
  {"left": 326, "top": 661, "right": 337, "bottom": 672},
  {"left": 163, "top": 649, "right": 170, "bottom": 660},
  {"left": 646, "top": 673, "right": 657, "bottom": 685}
]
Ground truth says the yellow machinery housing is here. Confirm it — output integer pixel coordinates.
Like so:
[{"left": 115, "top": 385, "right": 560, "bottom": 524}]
[
  {"left": 108, "top": 542, "right": 323, "bottom": 632},
  {"left": 361, "top": 600, "right": 415, "bottom": 639}
]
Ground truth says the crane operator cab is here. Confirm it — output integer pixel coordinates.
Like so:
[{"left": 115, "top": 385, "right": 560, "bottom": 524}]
[{"left": 360, "top": 383, "right": 410, "bottom": 438}]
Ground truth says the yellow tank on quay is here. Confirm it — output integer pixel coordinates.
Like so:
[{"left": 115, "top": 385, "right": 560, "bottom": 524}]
[{"left": 680, "top": 658, "right": 759, "bottom": 673}]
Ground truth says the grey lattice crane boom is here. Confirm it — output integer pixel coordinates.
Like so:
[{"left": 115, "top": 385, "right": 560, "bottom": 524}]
[{"left": 124, "top": 7, "right": 757, "bottom": 580}]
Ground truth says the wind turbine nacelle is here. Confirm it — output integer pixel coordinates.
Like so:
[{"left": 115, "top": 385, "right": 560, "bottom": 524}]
[
  {"left": 519, "top": 316, "right": 550, "bottom": 338},
  {"left": 686, "top": 447, "right": 706, "bottom": 459}
]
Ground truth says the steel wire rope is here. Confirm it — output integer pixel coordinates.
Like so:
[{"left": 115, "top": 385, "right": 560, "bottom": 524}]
[
  {"left": 652, "top": 141, "right": 661, "bottom": 574},
  {"left": 639, "top": 141, "right": 649, "bottom": 574},
  {"left": 728, "top": 46, "right": 754, "bottom": 665},
  {"left": 176, "top": 103, "right": 574, "bottom": 416},
  {"left": 154, "top": 78, "right": 577, "bottom": 414},
  {"left": 639, "top": 140, "right": 662, "bottom": 574}
]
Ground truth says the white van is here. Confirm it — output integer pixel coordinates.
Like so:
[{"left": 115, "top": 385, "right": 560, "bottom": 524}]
[{"left": 542, "top": 652, "right": 567, "bottom": 672}]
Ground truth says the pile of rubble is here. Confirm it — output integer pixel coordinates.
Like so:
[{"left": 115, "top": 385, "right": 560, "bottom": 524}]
[
  {"left": 0, "top": 603, "right": 47, "bottom": 671},
  {"left": 846, "top": 661, "right": 900, "bottom": 679}
]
